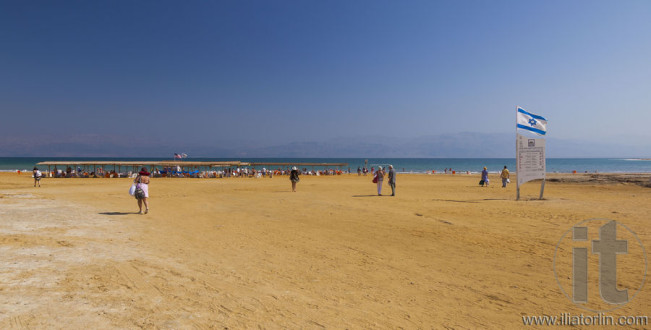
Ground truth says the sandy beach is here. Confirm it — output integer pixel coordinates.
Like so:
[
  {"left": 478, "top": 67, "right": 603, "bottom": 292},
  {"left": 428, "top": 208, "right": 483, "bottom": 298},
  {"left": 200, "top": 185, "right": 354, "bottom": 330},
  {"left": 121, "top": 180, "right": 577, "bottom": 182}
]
[{"left": 1, "top": 172, "right": 649, "bottom": 328}]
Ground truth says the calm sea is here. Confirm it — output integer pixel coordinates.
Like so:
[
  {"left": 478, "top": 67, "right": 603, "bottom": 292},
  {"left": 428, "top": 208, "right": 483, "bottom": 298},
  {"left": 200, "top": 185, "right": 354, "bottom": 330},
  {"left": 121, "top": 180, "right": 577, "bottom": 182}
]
[{"left": 2, "top": 157, "right": 651, "bottom": 173}]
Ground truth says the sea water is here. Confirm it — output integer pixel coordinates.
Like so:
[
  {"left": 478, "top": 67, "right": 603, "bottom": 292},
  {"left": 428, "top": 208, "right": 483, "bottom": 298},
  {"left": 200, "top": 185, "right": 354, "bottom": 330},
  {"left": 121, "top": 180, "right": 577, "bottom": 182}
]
[{"left": 2, "top": 157, "right": 651, "bottom": 173}]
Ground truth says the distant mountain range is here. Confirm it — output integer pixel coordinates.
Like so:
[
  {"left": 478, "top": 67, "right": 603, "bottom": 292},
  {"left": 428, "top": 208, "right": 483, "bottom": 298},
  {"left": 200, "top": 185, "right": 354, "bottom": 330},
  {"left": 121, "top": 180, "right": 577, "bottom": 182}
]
[
  {"left": 236, "top": 133, "right": 650, "bottom": 158},
  {"left": 0, "top": 133, "right": 648, "bottom": 158}
]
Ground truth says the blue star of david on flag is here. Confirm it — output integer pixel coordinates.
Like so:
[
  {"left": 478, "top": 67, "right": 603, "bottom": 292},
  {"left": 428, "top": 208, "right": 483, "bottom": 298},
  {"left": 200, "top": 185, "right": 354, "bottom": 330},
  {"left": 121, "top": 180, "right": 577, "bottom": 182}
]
[{"left": 516, "top": 107, "right": 547, "bottom": 135}]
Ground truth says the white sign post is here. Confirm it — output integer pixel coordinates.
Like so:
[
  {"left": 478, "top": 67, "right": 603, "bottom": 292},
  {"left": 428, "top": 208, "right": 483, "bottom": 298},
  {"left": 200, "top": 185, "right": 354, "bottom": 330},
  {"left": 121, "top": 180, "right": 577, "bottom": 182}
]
[
  {"left": 516, "top": 134, "right": 546, "bottom": 200},
  {"left": 515, "top": 106, "right": 548, "bottom": 201}
]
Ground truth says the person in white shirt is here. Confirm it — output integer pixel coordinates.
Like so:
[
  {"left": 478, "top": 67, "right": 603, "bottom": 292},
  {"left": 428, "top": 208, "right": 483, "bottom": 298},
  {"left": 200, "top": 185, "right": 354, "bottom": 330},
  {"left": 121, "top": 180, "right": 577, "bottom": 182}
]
[{"left": 33, "top": 167, "right": 42, "bottom": 187}]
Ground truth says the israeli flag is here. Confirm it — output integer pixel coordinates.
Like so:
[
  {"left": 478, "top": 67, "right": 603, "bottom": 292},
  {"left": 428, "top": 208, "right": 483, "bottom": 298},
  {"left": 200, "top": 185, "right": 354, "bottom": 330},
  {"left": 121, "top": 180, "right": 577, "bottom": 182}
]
[{"left": 517, "top": 107, "right": 547, "bottom": 135}]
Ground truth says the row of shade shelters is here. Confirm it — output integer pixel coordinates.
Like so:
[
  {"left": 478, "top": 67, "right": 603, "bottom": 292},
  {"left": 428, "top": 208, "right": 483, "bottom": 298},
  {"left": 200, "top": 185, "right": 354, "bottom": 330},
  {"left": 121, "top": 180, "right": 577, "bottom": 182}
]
[{"left": 36, "top": 160, "right": 349, "bottom": 177}]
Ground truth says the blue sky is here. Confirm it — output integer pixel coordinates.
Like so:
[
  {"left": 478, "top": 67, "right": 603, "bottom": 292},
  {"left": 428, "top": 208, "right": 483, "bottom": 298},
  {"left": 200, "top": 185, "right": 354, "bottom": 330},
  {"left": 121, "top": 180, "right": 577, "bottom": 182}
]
[{"left": 1, "top": 1, "right": 650, "bottom": 151}]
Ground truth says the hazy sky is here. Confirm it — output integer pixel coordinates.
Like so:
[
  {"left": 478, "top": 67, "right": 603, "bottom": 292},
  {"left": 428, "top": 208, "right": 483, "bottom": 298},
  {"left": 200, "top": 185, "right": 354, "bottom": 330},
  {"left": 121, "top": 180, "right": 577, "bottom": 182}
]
[{"left": 2, "top": 0, "right": 650, "bottom": 147}]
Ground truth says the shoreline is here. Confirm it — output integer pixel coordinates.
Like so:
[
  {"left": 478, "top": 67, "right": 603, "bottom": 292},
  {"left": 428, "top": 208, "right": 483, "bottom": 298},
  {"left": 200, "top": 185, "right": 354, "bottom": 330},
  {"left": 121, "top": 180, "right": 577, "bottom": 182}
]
[
  {"left": 3, "top": 157, "right": 651, "bottom": 175},
  {"left": 4, "top": 169, "right": 651, "bottom": 176}
]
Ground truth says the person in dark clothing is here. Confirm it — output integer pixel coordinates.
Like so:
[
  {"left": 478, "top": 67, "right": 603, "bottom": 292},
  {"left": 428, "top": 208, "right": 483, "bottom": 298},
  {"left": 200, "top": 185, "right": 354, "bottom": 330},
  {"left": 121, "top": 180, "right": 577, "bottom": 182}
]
[
  {"left": 290, "top": 166, "right": 300, "bottom": 192},
  {"left": 387, "top": 165, "right": 396, "bottom": 196}
]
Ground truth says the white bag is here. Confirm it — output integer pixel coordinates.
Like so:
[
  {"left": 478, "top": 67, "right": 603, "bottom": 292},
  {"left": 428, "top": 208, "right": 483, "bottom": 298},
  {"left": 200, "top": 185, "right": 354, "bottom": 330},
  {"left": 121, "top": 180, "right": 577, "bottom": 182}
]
[{"left": 129, "top": 184, "right": 136, "bottom": 196}]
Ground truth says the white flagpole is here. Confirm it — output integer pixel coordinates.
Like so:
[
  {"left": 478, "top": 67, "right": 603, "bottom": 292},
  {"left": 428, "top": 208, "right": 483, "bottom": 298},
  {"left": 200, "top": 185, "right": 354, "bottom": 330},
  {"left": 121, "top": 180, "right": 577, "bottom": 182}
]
[
  {"left": 540, "top": 140, "right": 546, "bottom": 200},
  {"left": 539, "top": 111, "right": 546, "bottom": 200},
  {"left": 516, "top": 106, "right": 520, "bottom": 201}
]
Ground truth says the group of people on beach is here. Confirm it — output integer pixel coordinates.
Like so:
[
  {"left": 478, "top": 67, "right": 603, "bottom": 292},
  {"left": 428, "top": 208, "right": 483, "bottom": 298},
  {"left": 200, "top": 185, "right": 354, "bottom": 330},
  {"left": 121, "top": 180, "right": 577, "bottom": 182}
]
[
  {"left": 45, "top": 166, "right": 118, "bottom": 178},
  {"left": 291, "top": 164, "right": 397, "bottom": 196},
  {"left": 41, "top": 166, "right": 350, "bottom": 179},
  {"left": 480, "top": 166, "right": 511, "bottom": 188},
  {"left": 32, "top": 163, "right": 514, "bottom": 215},
  {"left": 371, "top": 165, "right": 396, "bottom": 196}
]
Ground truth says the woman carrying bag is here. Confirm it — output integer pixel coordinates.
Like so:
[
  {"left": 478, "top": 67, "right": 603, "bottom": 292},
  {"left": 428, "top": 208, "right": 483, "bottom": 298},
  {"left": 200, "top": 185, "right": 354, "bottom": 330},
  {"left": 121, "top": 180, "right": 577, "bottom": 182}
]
[
  {"left": 374, "top": 166, "right": 385, "bottom": 196},
  {"left": 134, "top": 167, "right": 151, "bottom": 214}
]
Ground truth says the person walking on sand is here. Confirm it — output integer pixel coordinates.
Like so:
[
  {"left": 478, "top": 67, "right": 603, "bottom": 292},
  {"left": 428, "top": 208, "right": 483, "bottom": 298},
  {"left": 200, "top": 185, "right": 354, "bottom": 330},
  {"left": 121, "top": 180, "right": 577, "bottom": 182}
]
[
  {"left": 481, "top": 167, "right": 489, "bottom": 187},
  {"left": 33, "top": 167, "right": 42, "bottom": 187},
  {"left": 374, "top": 166, "right": 385, "bottom": 195},
  {"left": 290, "top": 166, "right": 300, "bottom": 192},
  {"left": 501, "top": 165, "right": 510, "bottom": 188},
  {"left": 387, "top": 165, "right": 396, "bottom": 196},
  {"left": 134, "top": 167, "right": 151, "bottom": 214}
]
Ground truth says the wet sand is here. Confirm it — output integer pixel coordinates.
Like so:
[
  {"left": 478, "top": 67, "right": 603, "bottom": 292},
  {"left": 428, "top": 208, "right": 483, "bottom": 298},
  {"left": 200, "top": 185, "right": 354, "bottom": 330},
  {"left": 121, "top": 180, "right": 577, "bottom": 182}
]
[{"left": 1, "top": 172, "right": 649, "bottom": 328}]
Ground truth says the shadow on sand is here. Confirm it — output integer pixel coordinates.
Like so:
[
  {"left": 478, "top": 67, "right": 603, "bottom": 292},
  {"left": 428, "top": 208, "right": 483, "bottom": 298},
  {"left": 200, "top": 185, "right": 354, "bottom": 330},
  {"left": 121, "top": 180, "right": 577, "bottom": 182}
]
[
  {"left": 431, "top": 199, "right": 480, "bottom": 203},
  {"left": 99, "top": 212, "right": 138, "bottom": 216},
  {"left": 352, "top": 194, "right": 384, "bottom": 197},
  {"left": 431, "top": 198, "right": 511, "bottom": 203}
]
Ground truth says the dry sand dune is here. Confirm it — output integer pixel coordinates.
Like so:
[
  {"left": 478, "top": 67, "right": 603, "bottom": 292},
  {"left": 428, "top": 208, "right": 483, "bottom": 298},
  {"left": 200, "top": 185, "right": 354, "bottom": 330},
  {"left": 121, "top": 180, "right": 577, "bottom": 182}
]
[{"left": 1, "top": 172, "right": 649, "bottom": 328}]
